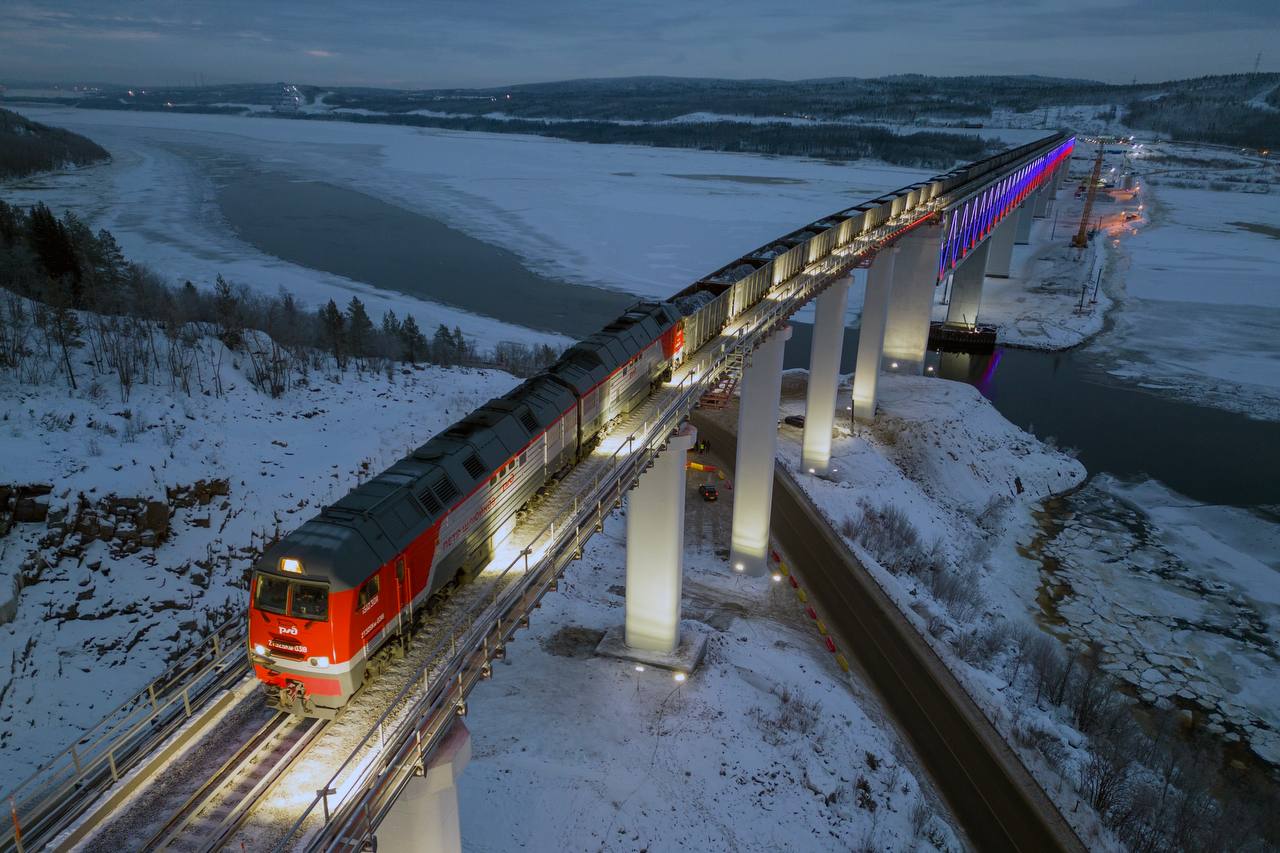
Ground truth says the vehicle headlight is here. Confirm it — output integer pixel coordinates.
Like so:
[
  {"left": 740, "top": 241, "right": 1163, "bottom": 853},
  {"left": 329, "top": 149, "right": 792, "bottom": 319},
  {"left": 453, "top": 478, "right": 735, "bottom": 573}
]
[
  {"left": 253, "top": 644, "right": 267, "bottom": 656},
  {"left": 310, "top": 656, "right": 330, "bottom": 668}
]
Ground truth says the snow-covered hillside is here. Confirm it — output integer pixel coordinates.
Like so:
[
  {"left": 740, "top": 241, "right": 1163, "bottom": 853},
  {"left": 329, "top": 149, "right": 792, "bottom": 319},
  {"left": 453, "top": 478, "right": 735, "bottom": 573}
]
[{"left": 0, "top": 319, "right": 516, "bottom": 788}]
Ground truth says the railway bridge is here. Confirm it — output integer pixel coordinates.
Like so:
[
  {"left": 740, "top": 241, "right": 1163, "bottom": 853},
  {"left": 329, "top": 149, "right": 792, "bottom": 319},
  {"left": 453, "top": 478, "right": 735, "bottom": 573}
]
[{"left": 4, "top": 132, "right": 1077, "bottom": 853}]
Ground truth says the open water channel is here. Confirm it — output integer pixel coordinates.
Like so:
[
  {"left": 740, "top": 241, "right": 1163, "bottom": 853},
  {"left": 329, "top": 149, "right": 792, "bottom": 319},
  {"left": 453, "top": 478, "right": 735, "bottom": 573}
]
[{"left": 785, "top": 324, "right": 1280, "bottom": 509}]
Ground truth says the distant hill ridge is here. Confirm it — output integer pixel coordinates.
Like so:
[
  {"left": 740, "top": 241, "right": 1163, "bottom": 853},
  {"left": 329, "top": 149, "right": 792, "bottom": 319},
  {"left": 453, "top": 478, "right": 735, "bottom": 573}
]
[
  {"left": 0, "top": 108, "right": 109, "bottom": 181},
  {"left": 7, "top": 71, "right": 1279, "bottom": 149}
]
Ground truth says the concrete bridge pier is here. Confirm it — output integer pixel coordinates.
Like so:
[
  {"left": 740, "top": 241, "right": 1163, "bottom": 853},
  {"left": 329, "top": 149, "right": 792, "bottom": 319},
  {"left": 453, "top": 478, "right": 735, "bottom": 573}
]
[
  {"left": 851, "top": 246, "right": 898, "bottom": 421},
  {"left": 801, "top": 278, "right": 851, "bottom": 474},
  {"left": 597, "top": 422, "right": 706, "bottom": 669},
  {"left": 944, "top": 237, "right": 991, "bottom": 329},
  {"left": 1014, "top": 199, "right": 1035, "bottom": 245},
  {"left": 376, "top": 720, "right": 471, "bottom": 853},
  {"left": 1033, "top": 185, "right": 1052, "bottom": 218},
  {"left": 623, "top": 423, "right": 697, "bottom": 651},
  {"left": 985, "top": 213, "right": 1018, "bottom": 278},
  {"left": 881, "top": 222, "right": 941, "bottom": 376},
  {"left": 730, "top": 326, "right": 791, "bottom": 576}
]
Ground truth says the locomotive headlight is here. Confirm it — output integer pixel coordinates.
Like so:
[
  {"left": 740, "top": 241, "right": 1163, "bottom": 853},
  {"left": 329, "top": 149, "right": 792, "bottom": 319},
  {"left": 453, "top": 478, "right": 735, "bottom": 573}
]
[
  {"left": 310, "top": 656, "right": 330, "bottom": 668},
  {"left": 253, "top": 643, "right": 268, "bottom": 656},
  {"left": 280, "top": 558, "right": 303, "bottom": 574}
]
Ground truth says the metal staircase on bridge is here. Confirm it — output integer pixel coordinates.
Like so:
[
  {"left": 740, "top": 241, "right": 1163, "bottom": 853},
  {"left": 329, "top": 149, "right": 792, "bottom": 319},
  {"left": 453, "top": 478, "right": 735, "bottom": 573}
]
[{"left": 699, "top": 350, "right": 744, "bottom": 409}]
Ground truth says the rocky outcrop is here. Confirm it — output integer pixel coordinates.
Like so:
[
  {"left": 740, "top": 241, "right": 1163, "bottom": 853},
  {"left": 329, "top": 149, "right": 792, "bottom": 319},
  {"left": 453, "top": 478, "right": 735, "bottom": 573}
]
[
  {"left": 0, "top": 484, "right": 53, "bottom": 534},
  {"left": 0, "top": 478, "right": 231, "bottom": 625}
]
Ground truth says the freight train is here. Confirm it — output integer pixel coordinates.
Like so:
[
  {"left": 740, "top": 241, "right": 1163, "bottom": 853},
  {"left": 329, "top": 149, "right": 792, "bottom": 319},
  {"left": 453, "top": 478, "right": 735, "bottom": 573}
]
[{"left": 248, "top": 133, "right": 1072, "bottom": 717}]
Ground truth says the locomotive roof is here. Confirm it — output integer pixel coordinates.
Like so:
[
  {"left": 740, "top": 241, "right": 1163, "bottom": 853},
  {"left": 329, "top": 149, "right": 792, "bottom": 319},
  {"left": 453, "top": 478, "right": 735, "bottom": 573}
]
[
  {"left": 547, "top": 301, "right": 678, "bottom": 394},
  {"left": 254, "top": 368, "right": 585, "bottom": 591}
]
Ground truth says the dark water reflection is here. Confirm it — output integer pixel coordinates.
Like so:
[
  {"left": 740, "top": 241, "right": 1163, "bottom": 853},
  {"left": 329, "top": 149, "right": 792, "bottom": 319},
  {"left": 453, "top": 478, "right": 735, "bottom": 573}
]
[
  {"left": 217, "top": 174, "right": 633, "bottom": 338},
  {"left": 785, "top": 322, "right": 1280, "bottom": 508}
]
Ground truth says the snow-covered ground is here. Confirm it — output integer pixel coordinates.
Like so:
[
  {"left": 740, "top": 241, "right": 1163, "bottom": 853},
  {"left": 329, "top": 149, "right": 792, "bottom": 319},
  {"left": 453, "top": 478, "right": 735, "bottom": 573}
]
[
  {"left": 456, "top": 492, "right": 961, "bottom": 852},
  {"left": 767, "top": 375, "right": 1127, "bottom": 840},
  {"left": 0, "top": 334, "right": 516, "bottom": 789}
]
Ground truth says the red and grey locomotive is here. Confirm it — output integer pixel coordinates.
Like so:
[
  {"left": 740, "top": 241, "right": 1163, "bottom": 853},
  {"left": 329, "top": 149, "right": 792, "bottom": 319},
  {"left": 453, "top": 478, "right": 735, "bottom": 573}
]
[{"left": 249, "top": 301, "right": 683, "bottom": 716}]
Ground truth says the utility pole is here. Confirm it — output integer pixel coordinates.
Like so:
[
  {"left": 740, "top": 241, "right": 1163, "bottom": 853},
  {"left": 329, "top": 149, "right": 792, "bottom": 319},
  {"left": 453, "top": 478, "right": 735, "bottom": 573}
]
[
  {"left": 1072, "top": 145, "right": 1105, "bottom": 249},
  {"left": 1255, "top": 52, "right": 1263, "bottom": 74}
]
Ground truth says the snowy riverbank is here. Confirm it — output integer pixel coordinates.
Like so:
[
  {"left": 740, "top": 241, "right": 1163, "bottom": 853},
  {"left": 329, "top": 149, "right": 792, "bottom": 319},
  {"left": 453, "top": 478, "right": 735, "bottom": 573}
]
[{"left": 775, "top": 368, "right": 1279, "bottom": 845}]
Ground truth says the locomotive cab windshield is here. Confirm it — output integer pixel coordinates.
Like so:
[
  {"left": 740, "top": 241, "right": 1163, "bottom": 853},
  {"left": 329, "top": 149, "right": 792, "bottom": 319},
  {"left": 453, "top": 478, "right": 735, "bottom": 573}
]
[{"left": 253, "top": 572, "right": 330, "bottom": 622}]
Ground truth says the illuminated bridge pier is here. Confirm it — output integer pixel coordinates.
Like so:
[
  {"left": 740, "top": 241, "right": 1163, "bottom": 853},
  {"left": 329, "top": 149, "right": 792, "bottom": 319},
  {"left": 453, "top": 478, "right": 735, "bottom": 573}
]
[
  {"left": 597, "top": 423, "right": 707, "bottom": 671},
  {"left": 851, "top": 246, "right": 898, "bottom": 421},
  {"left": 378, "top": 720, "right": 472, "bottom": 853},
  {"left": 730, "top": 325, "right": 792, "bottom": 576},
  {"left": 883, "top": 220, "right": 944, "bottom": 376},
  {"left": 801, "top": 278, "right": 851, "bottom": 474}
]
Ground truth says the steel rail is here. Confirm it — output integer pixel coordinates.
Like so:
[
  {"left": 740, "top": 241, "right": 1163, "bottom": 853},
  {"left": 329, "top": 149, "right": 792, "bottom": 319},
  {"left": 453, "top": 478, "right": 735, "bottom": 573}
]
[
  {"left": 2, "top": 619, "right": 247, "bottom": 853},
  {"left": 147, "top": 715, "right": 326, "bottom": 853},
  {"left": 138, "top": 711, "right": 290, "bottom": 851}
]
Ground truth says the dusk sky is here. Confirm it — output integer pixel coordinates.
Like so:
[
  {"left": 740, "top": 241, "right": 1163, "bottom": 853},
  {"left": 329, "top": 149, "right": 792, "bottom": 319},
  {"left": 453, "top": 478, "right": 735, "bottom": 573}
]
[{"left": 1, "top": 0, "right": 1276, "bottom": 89}]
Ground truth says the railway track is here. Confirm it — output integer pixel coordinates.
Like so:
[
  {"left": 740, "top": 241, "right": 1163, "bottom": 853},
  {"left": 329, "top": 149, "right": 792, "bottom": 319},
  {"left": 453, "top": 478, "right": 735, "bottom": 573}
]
[{"left": 140, "top": 713, "right": 326, "bottom": 853}]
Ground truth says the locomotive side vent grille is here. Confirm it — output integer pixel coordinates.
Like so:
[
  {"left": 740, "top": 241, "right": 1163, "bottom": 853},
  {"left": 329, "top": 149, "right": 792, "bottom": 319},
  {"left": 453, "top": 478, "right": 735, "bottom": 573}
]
[
  {"left": 432, "top": 477, "right": 460, "bottom": 506},
  {"left": 462, "top": 453, "right": 486, "bottom": 479},
  {"left": 417, "top": 487, "right": 443, "bottom": 516},
  {"left": 519, "top": 410, "right": 538, "bottom": 433}
]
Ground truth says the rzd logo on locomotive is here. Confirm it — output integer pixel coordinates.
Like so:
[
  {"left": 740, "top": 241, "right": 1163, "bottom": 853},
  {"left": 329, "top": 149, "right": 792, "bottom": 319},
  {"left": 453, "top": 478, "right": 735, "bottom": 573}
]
[{"left": 278, "top": 624, "right": 299, "bottom": 636}]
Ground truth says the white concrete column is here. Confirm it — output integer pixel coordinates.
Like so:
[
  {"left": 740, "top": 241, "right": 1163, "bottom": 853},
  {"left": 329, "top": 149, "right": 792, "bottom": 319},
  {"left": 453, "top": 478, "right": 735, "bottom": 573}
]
[
  {"left": 801, "top": 278, "right": 850, "bottom": 475},
  {"left": 730, "top": 326, "right": 791, "bottom": 577},
  {"left": 882, "top": 222, "right": 941, "bottom": 376},
  {"left": 1014, "top": 199, "right": 1034, "bottom": 245},
  {"left": 624, "top": 423, "right": 697, "bottom": 652},
  {"left": 377, "top": 720, "right": 471, "bottom": 853},
  {"left": 852, "top": 247, "right": 897, "bottom": 422},
  {"left": 985, "top": 213, "right": 1018, "bottom": 278},
  {"left": 944, "top": 238, "right": 991, "bottom": 328},
  {"left": 1034, "top": 185, "right": 1052, "bottom": 218}
]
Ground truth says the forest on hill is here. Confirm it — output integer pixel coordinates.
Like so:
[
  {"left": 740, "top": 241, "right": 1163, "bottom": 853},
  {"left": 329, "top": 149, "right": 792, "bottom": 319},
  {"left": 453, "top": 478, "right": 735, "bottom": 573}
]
[{"left": 0, "top": 108, "right": 109, "bottom": 180}]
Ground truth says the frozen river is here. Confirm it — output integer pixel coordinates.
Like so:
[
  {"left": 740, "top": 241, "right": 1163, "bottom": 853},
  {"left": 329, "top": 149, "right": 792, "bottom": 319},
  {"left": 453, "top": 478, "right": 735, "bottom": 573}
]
[{"left": 217, "top": 173, "right": 632, "bottom": 337}]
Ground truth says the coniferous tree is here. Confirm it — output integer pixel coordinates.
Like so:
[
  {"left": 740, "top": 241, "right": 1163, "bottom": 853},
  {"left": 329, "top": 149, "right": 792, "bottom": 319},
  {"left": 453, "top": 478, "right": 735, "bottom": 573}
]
[
  {"left": 212, "top": 274, "right": 243, "bottom": 349},
  {"left": 400, "top": 314, "right": 426, "bottom": 363},
  {"left": 381, "top": 309, "right": 400, "bottom": 337},
  {"left": 345, "top": 296, "right": 374, "bottom": 365},
  {"left": 47, "top": 276, "right": 83, "bottom": 389},
  {"left": 27, "top": 203, "right": 80, "bottom": 303},
  {"left": 319, "top": 299, "right": 346, "bottom": 369},
  {"left": 432, "top": 323, "right": 455, "bottom": 365},
  {"left": 452, "top": 325, "right": 469, "bottom": 363}
]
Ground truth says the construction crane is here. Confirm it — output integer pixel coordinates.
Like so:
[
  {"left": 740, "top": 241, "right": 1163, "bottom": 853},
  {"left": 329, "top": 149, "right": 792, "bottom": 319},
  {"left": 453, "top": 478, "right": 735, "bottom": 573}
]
[{"left": 1072, "top": 144, "right": 1105, "bottom": 249}]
